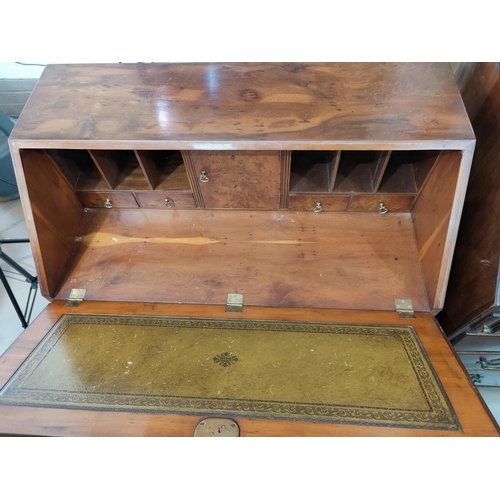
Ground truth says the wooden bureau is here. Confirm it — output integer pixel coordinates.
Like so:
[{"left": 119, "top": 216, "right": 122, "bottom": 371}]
[{"left": 1, "top": 62, "right": 498, "bottom": 436}]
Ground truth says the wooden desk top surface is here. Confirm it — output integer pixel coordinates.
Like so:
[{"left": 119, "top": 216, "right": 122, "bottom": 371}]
[{"left": 10, "top": 62, "right": 474, "bottom": 149}]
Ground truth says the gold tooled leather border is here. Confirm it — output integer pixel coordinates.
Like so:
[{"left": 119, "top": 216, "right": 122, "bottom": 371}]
[{"left": 0, "top": 314, "right": 461, "bottom": 431}]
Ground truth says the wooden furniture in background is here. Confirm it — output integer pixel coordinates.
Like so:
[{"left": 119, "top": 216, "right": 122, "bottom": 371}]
[
  {"left": 438, "top": 63, "right": 500, "bottom": 338},
  {"left": 3, "top": 63, "right": 498, "bottom": 436},
  {"left": 436, "top": 63, "right": 500, "bottom": 414}
]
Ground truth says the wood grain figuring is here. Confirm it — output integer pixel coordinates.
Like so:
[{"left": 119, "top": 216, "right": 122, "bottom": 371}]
[
  {"left": 0, "top": 301, "right": 497, "bottom": 436},
  {"left": 439, "top": 63, "right": 500, "bottom": 334},
  {"left": 77, "top": 192, "right": 139, "bottom": 209},
  {"left": 349, "top": 195, "right": 415, "bottom": 212},
  {"left": 135, "top": 191, "right": 195, "bottom": 209},
  {"left": 15, "top": 150, "right": 84, "bottom": 298},
  {"left": 288, "top": 194, "right": 350, "bottom": 212},
  {"left": 54, "top": 210, "right": 429, "bottom": 311},
  {"left": 9, "top": 63, "right": 474, "bottom": 149},
  {"left": 411, "top": 150, "right": 466, "bottom": 312},
  {"left": 188, "top": 151, "right": 281, "bottom": 209}
]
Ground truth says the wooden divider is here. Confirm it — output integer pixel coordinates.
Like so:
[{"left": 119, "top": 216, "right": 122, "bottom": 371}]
[{"left": 15, "top": 150, "right": 84, "bottom": 298}]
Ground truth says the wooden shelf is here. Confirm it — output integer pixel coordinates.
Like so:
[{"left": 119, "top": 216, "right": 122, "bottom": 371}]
[
  {"left": 333, "top": 151, "right": 389, "bottom": 193},
  {"left": 378, "top": 150, "right": 440, "bottom": 193},
  {"left": 135, "top": 151, "right": 191, "bottom": 191},
  {"left": 89, "top": 150, "right": 150, "bottom": 191},
  {"left": 45, "top": 149, "right": 110, "bottom": 192},
  {"left": 290, "top": 151, "right": 338, "bottom": 193}
]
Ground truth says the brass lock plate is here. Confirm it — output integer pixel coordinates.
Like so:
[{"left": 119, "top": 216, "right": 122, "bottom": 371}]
[{"left": 194, "top": 418, "right": 240, "bottom": 437}]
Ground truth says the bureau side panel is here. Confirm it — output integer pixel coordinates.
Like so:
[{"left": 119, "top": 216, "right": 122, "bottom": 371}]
[
  {"left": 438, "top": 64, "right": 500, "bottom": 334},
  {"left": 412, "top": 148, "right": 473, "bottom": 313},
  {"left": 10, "top": 149, "right": 84, "bottom": 298}
]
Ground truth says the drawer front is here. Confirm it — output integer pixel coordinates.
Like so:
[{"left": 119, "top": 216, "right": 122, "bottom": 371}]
[
  {"left": 77, "top": 192, "right": 139, "bottom": 209},
  {"left": 288, "top": 194, "right": 350, "bottom": 212},
  {"left": 458, "top": 353, "right": 500, "bottom": 387},
  {"left": 349, "top": 194, "right": 415, "bottom": 212},
  {"left": 454, "top": 334, "right": 500, "bottom": 353},
  {"left": 187, "top": 151, "right": 281, "bottom": 209},
  {"left": 135, "top": 191, "right": 196, "bottom": 209}
]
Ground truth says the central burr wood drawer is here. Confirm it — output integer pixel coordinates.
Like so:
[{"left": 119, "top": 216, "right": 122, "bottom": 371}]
[
  {"left": 187, "top": 150, "right": 282, "bottom": 209},
  {"left": 135, "top": 192, "right": 196, "bottom": 209}
]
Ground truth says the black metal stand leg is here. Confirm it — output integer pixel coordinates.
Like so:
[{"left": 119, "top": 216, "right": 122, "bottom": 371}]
[
  {"left": 0, "top": 266, "right": 28, "bottom": 328},
  {"left": 0, "top": 239, "right": 39, "bottom": 328},
  {"left": 0, "top": 244, "right": 37, "bottom": 282}
]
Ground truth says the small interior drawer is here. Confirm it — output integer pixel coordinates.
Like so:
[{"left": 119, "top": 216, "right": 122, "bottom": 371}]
[
  {"left": 135, "top": 191, "right": 196, "bottom": 209},
  {"left": 349, "top": 194, "right": 416, "bottom": 212},
  {"left": 288, "top": 194, "right": 350, "bottom": 212},
  {"left": 77, "top": 192, "right": 139, "bottom": 209}
]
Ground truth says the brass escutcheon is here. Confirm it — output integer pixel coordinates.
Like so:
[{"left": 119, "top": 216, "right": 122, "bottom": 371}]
[
  {"left": 194, "top": 418, "right": 240, "bottom": 437},
  {"left": 104, "top": 199, "right": 113, "bottom": 209},
  {"left": 200, "top": 170, "right": 209, "bottom": 182}
]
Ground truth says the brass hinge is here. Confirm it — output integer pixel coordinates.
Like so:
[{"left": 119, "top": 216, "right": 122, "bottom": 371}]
[
  {"left": 395, "top": 299, "right": 415, "bottom": 319},
  {"left": 64, "top": 288, "right": 86, "bottom": 307},
  {"left": 226, "top": 293, "right": 244, "bottom": 313}
]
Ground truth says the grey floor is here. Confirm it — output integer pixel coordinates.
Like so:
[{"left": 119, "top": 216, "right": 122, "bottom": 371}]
[
  {"left": 0, "top": 198, "right": 49, "bottom": 356},
  {"left": 0, "top": 197, "right": 499, "bottom": 428}
]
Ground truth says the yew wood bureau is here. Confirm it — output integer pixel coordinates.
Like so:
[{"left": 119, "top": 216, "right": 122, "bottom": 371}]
[{"left": 1, "top": 62, "right": 498, "bottom": 436}]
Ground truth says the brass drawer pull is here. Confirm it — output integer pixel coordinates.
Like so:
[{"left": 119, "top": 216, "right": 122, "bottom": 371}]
[
  {"left": 200, "top": 170, "right": 209, "bottom": 183},
  {"left": 379, "top": 202, "right": 388, "bottom": 214},
  {"left": 477, "top": 356, "right": 500, "bottom": 371},
  {"left": 313, "top": 202, "right": 323, "bottom": 213},
  {"left": 164, "top": 198, "right": 174, "bottom": 208},
  {"left": 104, "top": 199, "right": 113, "bottom": 209}
]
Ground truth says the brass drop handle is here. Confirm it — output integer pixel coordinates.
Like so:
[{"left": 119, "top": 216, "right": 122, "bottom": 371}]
[
  {"left": 164, "top": 198, "right": 174, "bottom": 208},
  {"left": 477, "top": 356, "right": 500, "bottom": 371},
  {"left": 378, "top": 202, "right": 388, "bottom": 214},
  {"left": 200, "top": 170, "right": 209, "bottom": 183},
  {"left": 104, "top": 198, "right": 113, "bottom": 209},
  {"left": 313, "top": 201, "right": 323, "bottom": 213}
]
